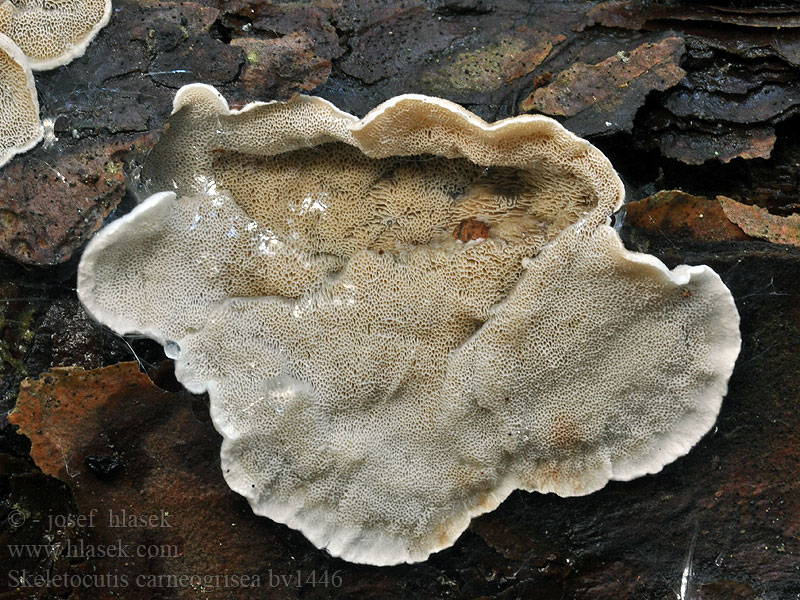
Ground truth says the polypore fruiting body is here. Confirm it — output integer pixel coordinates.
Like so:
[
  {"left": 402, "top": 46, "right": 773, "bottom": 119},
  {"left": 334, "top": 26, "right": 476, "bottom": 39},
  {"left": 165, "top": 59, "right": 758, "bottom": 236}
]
[
  {"left": 0, "top": 0, "right": 112, "bottom": 70},
  {"left": 0, "top": 32, "right": 41, "bottom": 168},
  {"left": 78, "top": 86, "right": 741, "bottom": 566}
]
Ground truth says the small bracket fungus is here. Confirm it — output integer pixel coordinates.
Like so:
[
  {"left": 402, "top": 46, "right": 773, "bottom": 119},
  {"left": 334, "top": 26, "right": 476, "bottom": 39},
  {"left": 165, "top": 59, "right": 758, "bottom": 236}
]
[
  {"left": 0, "top": 0, "right": 112, "bottom": 70},
  {"left": 78, "top": 85, "right": 741, "bottom": 566},
  {"left": 0, "top": 32, "right": 42, "bottom": 168}
]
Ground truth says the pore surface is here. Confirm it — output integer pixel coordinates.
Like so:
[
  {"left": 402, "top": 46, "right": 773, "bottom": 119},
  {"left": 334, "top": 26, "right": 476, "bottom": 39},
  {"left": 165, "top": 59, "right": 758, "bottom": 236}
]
[
  {"left": 0, "top": 0, "right": 112, "bottom": 70},
  {"left": 78, "top": 85, "right": 741, "bottom": 566},
  {"left": 0, "top": 32, "right": 41, "bottom": 168}
]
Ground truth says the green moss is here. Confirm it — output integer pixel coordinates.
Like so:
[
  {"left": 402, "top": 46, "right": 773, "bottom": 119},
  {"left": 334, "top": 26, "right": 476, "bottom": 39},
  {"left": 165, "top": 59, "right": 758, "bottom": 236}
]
[{"left": 105, "top": 160, "right": 123, "bottom": 175}]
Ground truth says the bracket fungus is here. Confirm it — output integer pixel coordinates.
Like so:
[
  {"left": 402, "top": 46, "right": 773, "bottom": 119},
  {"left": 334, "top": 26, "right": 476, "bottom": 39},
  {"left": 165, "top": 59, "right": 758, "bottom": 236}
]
[
  {"left": 0, "top": 0, "right": 112, "bottom": 70},
  {"left": 77, "top": 84, "right": 741, "bottom": 566},
  {"left": 0, "top": 32, "right": 41, "bottom": 168}
]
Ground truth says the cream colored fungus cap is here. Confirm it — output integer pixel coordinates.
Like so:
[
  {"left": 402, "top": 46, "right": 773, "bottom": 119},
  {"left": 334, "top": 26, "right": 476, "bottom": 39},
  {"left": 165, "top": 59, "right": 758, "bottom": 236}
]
[
  {"left": 0, "top": 0, "right": 112, "bottom": 70},
  {"left": 0, "top": 32, "right": 42, "bottom": 168},
  {"left": 79, "top": 85, "right": 741, "bottom": 566}
]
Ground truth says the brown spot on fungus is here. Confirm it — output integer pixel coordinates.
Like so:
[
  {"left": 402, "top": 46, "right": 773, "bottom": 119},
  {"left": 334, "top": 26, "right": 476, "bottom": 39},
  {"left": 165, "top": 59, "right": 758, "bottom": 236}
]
[
  {"left": 553, "top": 414, "right": 585, "bottom": 451},
  {"left": 454, "top": 218, "right": 490, "bottom": 242}
]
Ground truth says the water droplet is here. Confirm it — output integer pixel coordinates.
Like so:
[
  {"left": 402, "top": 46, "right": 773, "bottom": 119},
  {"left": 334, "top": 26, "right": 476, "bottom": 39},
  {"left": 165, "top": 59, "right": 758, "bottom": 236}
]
[{"left": 164, "top": 341, "right": 181, "bottom": 359}]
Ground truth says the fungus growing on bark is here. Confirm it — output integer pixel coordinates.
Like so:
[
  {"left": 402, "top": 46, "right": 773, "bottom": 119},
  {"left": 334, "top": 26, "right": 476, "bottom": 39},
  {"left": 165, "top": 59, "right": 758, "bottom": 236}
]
[
  {"left": 0, "top": 0, "right": 112, "bottom": 70},
  {"left": 78, "top": 85, "right": 741, "bottom": 566},
  {"left": 0, "top": 32, "right": 41, "bottom": 168}
]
